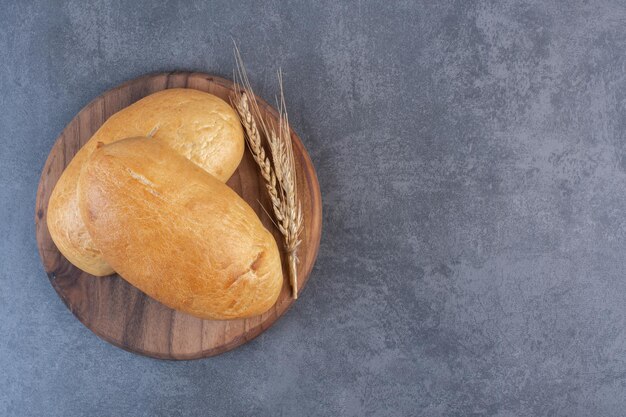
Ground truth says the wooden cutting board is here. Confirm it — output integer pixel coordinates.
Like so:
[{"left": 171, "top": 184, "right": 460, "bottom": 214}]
[{"left": 35, "top": 72, "right": 322, "bottom": 360}]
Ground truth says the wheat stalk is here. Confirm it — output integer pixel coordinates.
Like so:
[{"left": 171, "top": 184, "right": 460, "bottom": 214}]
[{"left": 231, "top": 46, "right": 303, "bottom": 299}]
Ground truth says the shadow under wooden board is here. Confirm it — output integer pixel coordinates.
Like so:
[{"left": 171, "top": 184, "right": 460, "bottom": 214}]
[{"left": 35, "top": 72, "right": 322, "bottom": 360}]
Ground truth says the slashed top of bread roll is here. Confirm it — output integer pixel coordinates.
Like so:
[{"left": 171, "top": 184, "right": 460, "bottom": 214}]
[
  {"left": 47, "top": 89, "right": 244, "bottom": 276},
  {"left": 78, "top": 137, "right": 283, "bottom": 320}
]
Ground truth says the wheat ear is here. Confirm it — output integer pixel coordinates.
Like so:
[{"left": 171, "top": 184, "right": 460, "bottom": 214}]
[
  {"left": 269, "top": 71, "right": 303, "bottom": 287},
  {"left": 234, "top": 94, "right": 284, "bottom": 229},
  {"left": 231, "top": 46, "right": 303, "bottom": 299}
]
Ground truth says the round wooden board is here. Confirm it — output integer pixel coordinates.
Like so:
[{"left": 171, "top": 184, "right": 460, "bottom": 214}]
[{"left": 35, "top": 72, "right": 322, "bottom": 360}]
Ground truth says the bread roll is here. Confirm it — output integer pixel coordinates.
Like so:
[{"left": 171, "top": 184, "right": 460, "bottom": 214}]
[
  {"left": 47, "top": 89, "right": 244, "bottom": 276},
  {"left": 77, "top": 137, "right": 283, "bottom": 320}
]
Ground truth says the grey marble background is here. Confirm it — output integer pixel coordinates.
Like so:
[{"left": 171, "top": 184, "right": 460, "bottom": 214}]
[{"left": 2, "top": 1, "right": 626, "bottom": 416}]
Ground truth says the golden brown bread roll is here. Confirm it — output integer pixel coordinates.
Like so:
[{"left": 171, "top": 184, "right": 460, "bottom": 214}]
[
  {"left": 77, "top": 137, "right": 283, "bottom": 320},
  {"left": 47, "top": 89, "right": 244, "bottom": 276}
]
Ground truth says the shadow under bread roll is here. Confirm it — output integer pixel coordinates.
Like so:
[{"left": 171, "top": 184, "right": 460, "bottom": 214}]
[{"left": 77, "top": 137, "right": 283, "bottom": 320}]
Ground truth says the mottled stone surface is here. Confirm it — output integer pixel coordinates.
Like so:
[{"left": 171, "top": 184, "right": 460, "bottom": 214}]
[{"left": 2, "top": 1, "right": 626, "bottom": 416}]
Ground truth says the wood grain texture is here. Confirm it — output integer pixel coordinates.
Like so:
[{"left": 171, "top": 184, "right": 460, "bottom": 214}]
[{"left": 35, "top": 72, "right": 322, "bottom": 360}]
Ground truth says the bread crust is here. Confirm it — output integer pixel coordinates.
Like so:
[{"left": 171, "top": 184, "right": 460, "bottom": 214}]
[
  {"left": 77, "top": 137, "right": 283, "bottom": 320},
  {"left": 47, "top": 89, "right": 244, "bottom": 275}
]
